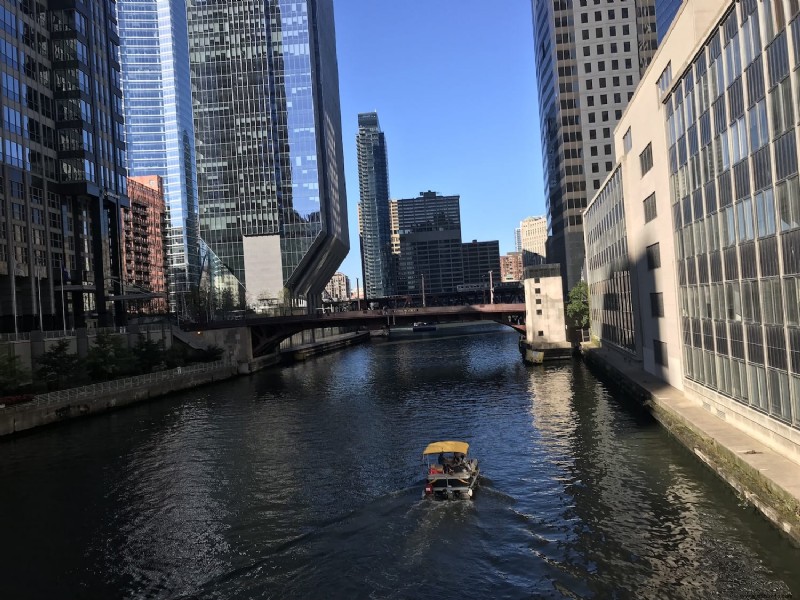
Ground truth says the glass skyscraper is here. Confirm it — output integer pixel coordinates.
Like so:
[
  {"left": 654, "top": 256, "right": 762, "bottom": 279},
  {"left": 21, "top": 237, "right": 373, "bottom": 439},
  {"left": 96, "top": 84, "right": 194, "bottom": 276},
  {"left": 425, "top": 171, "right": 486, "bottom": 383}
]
[
  {"left": 187, "top": 0, "right": 348, "bottom": 310},
  {"left": 118, "top": 0, "right": 200, "bottom": 308},
  {"left": 656, "top": 0, "right": 684, "bottom": 43},
  {"left": 0, "top": 0, "right": 128, "bottom": 332},
  {"left": 356, "top": 112, "right": 394, "bottom": 299}
]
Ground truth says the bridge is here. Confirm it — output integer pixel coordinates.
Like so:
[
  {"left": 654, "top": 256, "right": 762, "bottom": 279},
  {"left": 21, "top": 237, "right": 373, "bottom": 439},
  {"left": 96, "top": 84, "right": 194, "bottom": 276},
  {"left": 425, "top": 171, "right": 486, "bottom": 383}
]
[{"left": 191, "top": 303, "right": 526, "bottom": 358}]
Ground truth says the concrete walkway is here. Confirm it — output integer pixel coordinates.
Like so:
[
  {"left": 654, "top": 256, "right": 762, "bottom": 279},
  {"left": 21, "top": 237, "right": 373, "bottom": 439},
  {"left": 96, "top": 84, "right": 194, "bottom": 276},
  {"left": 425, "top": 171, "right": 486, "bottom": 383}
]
[{"left": 584, "top": 345, "right": 800, "bottom": 545}]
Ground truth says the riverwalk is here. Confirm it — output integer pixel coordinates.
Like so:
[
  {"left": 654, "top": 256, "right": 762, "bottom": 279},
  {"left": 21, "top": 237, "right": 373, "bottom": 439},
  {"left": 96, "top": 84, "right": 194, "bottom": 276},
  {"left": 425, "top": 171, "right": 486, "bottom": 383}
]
[
  {"left": 0, "top": 331, "right": 370, "bottom": 437},
  {"left": 584, "top": 344, "right": 800, "bottom": 546}
]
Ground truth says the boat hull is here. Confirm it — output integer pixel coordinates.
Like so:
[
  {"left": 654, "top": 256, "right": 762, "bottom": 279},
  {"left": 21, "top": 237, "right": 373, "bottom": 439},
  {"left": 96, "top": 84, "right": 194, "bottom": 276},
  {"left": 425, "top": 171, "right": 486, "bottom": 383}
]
[{"left": 423, "top": 460, "right": 479, "bottom": 500}]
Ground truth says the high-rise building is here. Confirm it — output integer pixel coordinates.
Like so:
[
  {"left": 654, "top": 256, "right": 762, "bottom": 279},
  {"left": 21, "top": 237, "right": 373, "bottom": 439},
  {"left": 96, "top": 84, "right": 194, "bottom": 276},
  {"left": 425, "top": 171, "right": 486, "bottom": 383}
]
[
  {"left": 356, "top": 112, "right": 394, "bottom": 300},
  {"left": 118, "top": 0, "right": 200, "bottom": 308},
  {"left": 122, "top": 176, "right": 167, "bottom": 313},
  {"left": 655, "top": 0, "right": 684, "bottom": 43},
  {"left": 462, "top": 240, "right": 500, "bottom": 287},
  {"left": 518, "top": 216, "right": 548, "bottom": 266},
  {"left": 324, "top": 271, "right": 349, "bottom": 303},
  {"left": 531, "top": 0, "right": 658, "bottom": 294},
  {"left": 395, "top": 191, "right": 462, "bottom": 296},
  {"left": 501, "top": 252, "right": 524, "bottom": 282},
  {"left": 586, "top": 0, "right": 800, "bottom": 460},
  {"left": 187, "top": 0, "right": 348, "bottom": 311},
  {"left": 0, "top": 0, "right": 128, "bottom": 332}
]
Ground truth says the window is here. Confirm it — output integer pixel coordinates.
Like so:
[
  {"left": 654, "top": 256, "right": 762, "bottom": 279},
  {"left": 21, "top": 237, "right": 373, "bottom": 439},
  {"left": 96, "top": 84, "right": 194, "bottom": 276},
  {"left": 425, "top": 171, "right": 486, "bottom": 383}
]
[
  {"left": 646, "top": 243, "right": 661, "bottom": 269},
  {"left": 640, "top": 143, "right": 654, "bottom": 175},
  {"left": 536, "top": 309, "right": 542, "bottom": 315},
  {"left": 653, "top": 340, "right": 668, "bottom": 366},
  {"left": 651, "top": 293, "right": 665, "bottom": 317},
  {"left": 644, "top": 192, "right": 657, "bottom": 222},
  {"left": 538, "top": 330, "right": 544, "bottom": 337}
]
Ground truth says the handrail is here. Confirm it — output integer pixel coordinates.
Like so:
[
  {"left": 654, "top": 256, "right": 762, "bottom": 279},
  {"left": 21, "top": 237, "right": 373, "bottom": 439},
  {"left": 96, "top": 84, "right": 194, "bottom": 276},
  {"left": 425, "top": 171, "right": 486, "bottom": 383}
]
[{"left": 3, "top": 359, "right": 230, "bottom": 411}]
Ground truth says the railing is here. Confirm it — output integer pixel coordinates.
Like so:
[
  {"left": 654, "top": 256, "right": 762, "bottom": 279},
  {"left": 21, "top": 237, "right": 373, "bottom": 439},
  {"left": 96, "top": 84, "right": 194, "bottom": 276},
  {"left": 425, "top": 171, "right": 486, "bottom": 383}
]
[
  {"left": 0, "top": 332, "right": 32, "bottom": 342},
  {"left": 7, "top": 359, "right": 231, "bottom": 410},
  {"left": 0, "top": 326, "right": 159, "bottom": 343}
]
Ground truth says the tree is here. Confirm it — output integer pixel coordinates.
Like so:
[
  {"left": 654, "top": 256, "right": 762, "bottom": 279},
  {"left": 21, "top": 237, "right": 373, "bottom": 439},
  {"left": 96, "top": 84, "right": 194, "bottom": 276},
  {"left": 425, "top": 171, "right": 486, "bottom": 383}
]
[
  {"left": 0, "top": 351, "right": 30, "bottom": 395},
  {"left": 133, "top": 336, "right": 165, "bottom": 374},
  {"left": 566, "top": 281, "right": 590, "bottom": 329},
  {"left": 86, "top": 332, "right": 137, "bottom": 381},
  {"left": 35, "top": 339, "right": 83, "bottom": 391}
]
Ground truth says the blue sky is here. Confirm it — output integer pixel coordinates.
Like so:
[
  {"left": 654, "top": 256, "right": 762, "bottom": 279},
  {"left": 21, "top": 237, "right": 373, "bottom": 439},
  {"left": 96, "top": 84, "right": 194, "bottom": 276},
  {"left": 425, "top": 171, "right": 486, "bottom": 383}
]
[{"left": 332, "top": 0, "right": 544, "bottom": 286}]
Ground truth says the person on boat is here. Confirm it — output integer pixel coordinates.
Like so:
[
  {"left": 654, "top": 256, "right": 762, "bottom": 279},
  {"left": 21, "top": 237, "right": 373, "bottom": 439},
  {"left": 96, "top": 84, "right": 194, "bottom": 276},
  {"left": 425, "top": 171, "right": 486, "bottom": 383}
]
[{"left": 438, "top": 452, "right": 447, "bottom": 466}]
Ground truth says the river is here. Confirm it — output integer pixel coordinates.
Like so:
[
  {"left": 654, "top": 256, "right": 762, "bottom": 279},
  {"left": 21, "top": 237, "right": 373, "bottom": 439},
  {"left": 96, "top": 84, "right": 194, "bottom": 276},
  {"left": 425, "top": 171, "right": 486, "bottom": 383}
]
[{"left": 0, "top": 324, "right": 798, "bottom": 599}]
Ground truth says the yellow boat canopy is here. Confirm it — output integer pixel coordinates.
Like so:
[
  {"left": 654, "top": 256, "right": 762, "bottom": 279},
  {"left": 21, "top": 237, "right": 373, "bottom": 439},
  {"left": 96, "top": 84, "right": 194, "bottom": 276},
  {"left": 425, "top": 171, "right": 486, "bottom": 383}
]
[{"left": 422, "top": 441, "right": 469, "bottom": 455}]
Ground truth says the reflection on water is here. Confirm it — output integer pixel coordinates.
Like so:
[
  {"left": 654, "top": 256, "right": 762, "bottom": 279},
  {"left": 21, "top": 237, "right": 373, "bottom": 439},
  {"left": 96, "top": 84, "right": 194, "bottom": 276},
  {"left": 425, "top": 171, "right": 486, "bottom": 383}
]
[{"left": 0, "top": 325, "right": 797, "bottom": 599}]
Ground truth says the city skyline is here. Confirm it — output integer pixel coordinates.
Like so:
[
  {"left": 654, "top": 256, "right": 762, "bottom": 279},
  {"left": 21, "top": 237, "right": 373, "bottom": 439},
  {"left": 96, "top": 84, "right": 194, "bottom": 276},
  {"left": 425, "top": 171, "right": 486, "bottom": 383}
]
[{"left": 333, "top": 1, "right": 542, "bottom": 287}]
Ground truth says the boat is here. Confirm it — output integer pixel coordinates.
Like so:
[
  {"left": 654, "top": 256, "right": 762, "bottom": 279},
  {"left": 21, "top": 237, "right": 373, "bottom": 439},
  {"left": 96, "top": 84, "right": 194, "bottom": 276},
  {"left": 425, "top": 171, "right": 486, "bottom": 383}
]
[
  {"left": 412, "top": 322, "right": 437, "bottom": 332},
  {"left": 422, "top": 440, "right": 479, "bottom": 500}
]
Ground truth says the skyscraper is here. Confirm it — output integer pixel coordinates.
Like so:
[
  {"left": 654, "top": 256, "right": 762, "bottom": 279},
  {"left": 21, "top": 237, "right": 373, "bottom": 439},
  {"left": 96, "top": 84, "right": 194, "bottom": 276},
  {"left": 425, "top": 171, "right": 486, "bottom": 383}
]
[
  {"left": 395, "top": 191, "right": 462, "bottom": 296},
  {"left": 0, "top": 0, "right": 127, "bottom": 332},
  {"left": 118, "top": 0, "right": 201, "bottom": 308},
  {"left": 655, "top": 0, "right": 684, "bottom": 43},
  {"left": 531, "top": 0, "right": 657, "bottom": 294},
  {"left": 517, "top": 216, "right": 548, "bottom": 266},
  {"left": 187, "top": 0, "right": 348, "bottom": 310},
  {"left": 357, "top": 112, "right": 394, "bottom": 299}
]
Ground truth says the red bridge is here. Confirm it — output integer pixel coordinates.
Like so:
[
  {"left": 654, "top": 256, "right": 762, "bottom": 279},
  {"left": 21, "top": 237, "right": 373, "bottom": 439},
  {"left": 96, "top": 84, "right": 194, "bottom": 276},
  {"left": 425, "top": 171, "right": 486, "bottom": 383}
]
[{"left": 193, "top": 303, "right": 526, "bottom": 357}]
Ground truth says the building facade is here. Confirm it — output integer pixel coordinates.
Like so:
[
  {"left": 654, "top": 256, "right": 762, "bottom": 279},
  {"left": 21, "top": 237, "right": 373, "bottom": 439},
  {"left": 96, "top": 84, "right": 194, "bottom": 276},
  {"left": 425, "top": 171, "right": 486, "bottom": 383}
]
[
  {"left": 324, "top": 271, "right": 349, "bottom": 302},
  {"left": 656, "top": 0, "right": 684, "bottom": 43},
  {"left": 0, "top": 0, "right": 128, "bottom": 333},
  {"left": 356, "top": 111, "right": 394, "bottom": 300},
  {"left": 395, "top": 191, "right": 462, "bottom": 296},
  {"left": 587, "top": 0, "right": 800, "bottom": 458},
  {"left": 461, "top": 240, "right": 500, "bottom": 287},
  {"left": 517, "top": 215, "right": 548, "bottom": 266},
  {"left": 187, "top": 0, "right": 348, "bottom": 311},
  {"left": 122, "top": 176, "right": 167, "bottom": 312},
  {"left": 118, "top": 0, "right": 200, "bottom": 309},
  {"left": 500, "top": 252, "right": 524, "bottom": 282},
  {"left": 584, "top": 166, "right": 636, "bottom": 353},
  {"left": 531, "top": 0, "right": 658, "bottom": 294}
]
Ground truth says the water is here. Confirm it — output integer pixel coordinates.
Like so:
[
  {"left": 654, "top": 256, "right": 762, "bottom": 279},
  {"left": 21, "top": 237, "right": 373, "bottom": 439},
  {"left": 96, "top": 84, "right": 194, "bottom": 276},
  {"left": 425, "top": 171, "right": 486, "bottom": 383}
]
[{"left": 1, "top": 325, "right": 798, "bottom": 599}]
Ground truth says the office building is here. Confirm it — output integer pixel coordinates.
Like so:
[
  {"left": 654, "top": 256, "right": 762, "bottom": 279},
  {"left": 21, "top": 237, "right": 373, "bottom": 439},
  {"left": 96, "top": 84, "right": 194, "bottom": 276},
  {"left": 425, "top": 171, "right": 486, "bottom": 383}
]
[
  {"left": 586, "top": 0, "right": 800, "bottom": 458},
  {"left": 356, "top": 111, "right": 394, "bottom": 299},
  {"left": 118, "top": 0, "right": 201, "bottom": 308},
  {"left": 395, "top": 191, "right": 462, "bottom": 296},
  {"left": 531, "top": 0, "right": 658, "bottom": 294},
  {"left": 187, "top": 0, "right": 348, "bottom": 311},
  {"left": 462, "top": 240, "right": 500, "bottom": 287},
  {"left": 656, "top": 0, "right": 684, "bottom": 43},
  {"left": 0, "top": 0, "right": 128, "bottom": 332},
  {"left": 517, "top": 215, "right": 548, "bottom": 266},
  {"left": 122, "top": 176, "right": 167, "bottom": 313}
]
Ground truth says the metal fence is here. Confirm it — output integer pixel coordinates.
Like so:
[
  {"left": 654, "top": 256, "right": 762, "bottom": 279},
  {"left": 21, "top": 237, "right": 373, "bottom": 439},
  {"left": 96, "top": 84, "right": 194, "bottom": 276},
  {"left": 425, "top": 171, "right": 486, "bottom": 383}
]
[{"left": 6, "top": 359, "right": 231, "bottom": 411}]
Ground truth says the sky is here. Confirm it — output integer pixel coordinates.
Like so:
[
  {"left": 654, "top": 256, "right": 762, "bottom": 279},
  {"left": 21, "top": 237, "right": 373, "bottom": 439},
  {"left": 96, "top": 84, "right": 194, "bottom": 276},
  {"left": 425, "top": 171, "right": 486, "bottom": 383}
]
[{"left": 332, "top": 0, "right": 544, "bottom": 287}]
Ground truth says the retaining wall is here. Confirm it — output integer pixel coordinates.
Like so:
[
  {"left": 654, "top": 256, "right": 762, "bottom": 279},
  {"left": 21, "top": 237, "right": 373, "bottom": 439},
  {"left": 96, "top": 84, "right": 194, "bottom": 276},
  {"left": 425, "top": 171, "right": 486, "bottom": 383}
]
[
  {"left": 583, "top": 347, "right": 800, "bottom": 546},
  {"left": 0, "top": 362, "right": 238, "bottom": 437}
]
